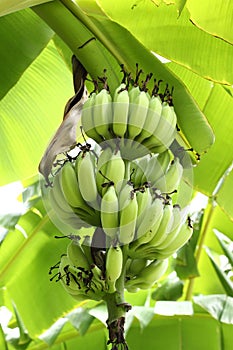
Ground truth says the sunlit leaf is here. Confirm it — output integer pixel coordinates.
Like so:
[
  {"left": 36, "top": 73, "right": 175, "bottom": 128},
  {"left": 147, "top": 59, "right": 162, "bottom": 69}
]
[
  {"left": 0, "top": 0, "right": 53, "bottom": 17},
  {"left": 0, "top": 324, "right": 8, "bottom": 350},
  {"left": 154, "top": 301, "right": 193, "bottom": 315},
  {"left": 187, "top": 0, "right": 233, "bottom": 45},
  {"left": 0, "top": 40, "right": 74, "bottom": 185},
  {"left": 11, "top": 302, "right": 31, "bottom": 348},
  {"left": 214, "top": 230, "right": 233, "bottom": 267},
  {"left": 66, "top": 308, "right": 94, "bottom": 335},
  {"left": 97, "top": 0, "right": 233, "bottom": 85},
  {"left": 175, "top": 243, "right": 199, "bottom": 279},
  {"left": 193, "top": 294, "right": 233, "bottom": 324},
  {"left": 217, "top": 167, "right": 233, "bottom": 220},
  {"left": 176, "top": 0, "right": 187, "bottom": 16},
  {"left": 152, "top": 276, "right": 184, "bottom": 301},
  {"left": 168, "top": 62, "right": 233, "bottom": 196},
  {"left": 0, "top": 9, "right": 53, "bottom": 100},
  {"left": 131, "top": 306, "right": 154, "bottom": 329},
  {"left": 39, "top": 317, "right": 68, "bottom": 346},
  {"left": 205, "top": 247, "right": 233, "bottom": 297}
]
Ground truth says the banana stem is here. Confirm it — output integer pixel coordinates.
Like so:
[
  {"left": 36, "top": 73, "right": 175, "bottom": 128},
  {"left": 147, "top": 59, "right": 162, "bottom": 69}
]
[{"left": 185, "top": 197, "right": 216, "bottom": 300}]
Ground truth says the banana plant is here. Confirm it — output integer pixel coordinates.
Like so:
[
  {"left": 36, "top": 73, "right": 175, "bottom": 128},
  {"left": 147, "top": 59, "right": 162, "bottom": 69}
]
[{"left": 1, "top": 1, "right": 233, "bottom": 349}]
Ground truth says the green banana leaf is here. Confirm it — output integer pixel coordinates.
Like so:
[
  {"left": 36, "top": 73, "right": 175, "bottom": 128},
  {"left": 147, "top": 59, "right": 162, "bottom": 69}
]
[
  {"left": 217, "top": 168, "right": 233, "bottom": 220},
  {"left": 187, "top": 0, "right": 233, "bottom": 45},
  {"left": 0, "top": 0, "right": 53, "bottom": 17},
  {"left": 0, "top": 28, "right": 74, "bottom": 185},
  {"left": 205, "top": 247, "right": 233, "bottom": 297},
  {"left": 214, "top": 230, "right": 233, "bottom": 267},
  {"left": 0, "top": 10, "right": 53, "bottom": 100},
  {"left": 97, "top": 0, "right": 233, "bottom": 85}
]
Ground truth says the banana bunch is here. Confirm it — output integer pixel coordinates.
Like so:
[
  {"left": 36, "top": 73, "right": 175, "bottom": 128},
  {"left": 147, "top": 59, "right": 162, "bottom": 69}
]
[
  {"left": 56, "top": 239, "right": 106, "bottom": 301},
  {"left": 125, "top": 258, "right": 168, "bottom": 291},
  {"left": 48, "top": 149, "right": 101, "bottom": 228},
  {"left": 128, "top": 211, "right": 193, "bottom": 260},
  {"left": 81, "top": 79, "right": 177, "bottom": 158}
]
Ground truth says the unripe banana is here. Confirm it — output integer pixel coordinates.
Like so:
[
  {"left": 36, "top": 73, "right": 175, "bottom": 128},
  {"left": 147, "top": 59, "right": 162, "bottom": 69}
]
[
  {"left": 51, "top": 169, "right": 72, "bottom": 213},
  {"left": 135, "top": 187, "right": 152, "bottom": 228},
  {"left": 152, "top": 102, "right": 177, "bottom": 149},
  {"left": 147, "top": 203, "right": 173, "bottom": 248},
  {"left": 128, "top": 85, "right": 140, "bottom": 103},
  {"left": 128, "top": 91, "right": 150, "bottom": 139},
  {"left": 67, "top": 240, "right": 90, "bottom": 270},
  {"left": 105, "top": 245, "right": 123, "bottom": 293},
  {"left": 136, "top": 95, "right": 162, "bottom": 143},
  {"left": 101, "top": 185, "right": 119, "bottom": 239},
  {"left": 133, "top": 156, "right": 149, "bottom": 187},
  {"left": 59, "top": 255, "right": 81, "bottom": 294},
  {"left": 146, "top": 151, "right": 171, "bottom": 187},
  {"left": 59, "top": 256, "right": 104, "bottom": 301},
  {"left": 90, "top": 264, "right": 105, "bottom": 291},
  {"left": 136, "top": 197, "right": 164, "bottom": 240},
  {"left": 154, "top": 205, "right": 182, "bottom": 250},
  {"left": 77, "top": 151, "right": 99, "bottom": 210},
  {"left": 112, "top": 84, "right": 129, "bottom": 137},
  {"left": 96, "top": 147, "right": 112, "bottom": 195},
  {"left": 48, "top": 188, "right": 88, "bottom": 229},
  {"left": 156, "top": 157, "right": 183, "bottom": 193},
  {"left": 104, "top": 149, "right": 125, "bottom": 195},
  {"left": 127, "top": 258, "right": 148, "bottom": 277},
  {"left": 93, "top": 88, "right": 112, "bottom": 140},
  {"left": 81, "top": 93, "right": 103, "bottom": 143},
  {"left": 159, "top": 219, "right": 193, "bottom": 255},
  {"left": 129, "top": 197, "right": 164, "bottom": 253},
  {"left": 125, "top": 259, "right": 168, "bottom": 289},
  {"left": 119, "top": 184, "right": 138, "bottom": 244},
  {"left": 61, "top": 162, "right": 91, "bottom": 213}
]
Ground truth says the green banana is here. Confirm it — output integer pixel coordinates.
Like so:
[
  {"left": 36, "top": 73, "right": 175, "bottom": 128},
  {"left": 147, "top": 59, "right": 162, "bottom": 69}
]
[
  {"left": 156, "top": 157, "right": 183, "bottom": 193},
  {"left": 93, "top": 88, "right": 112, "bottom": 140},
  {"left": 158, "top": 219, "right": 193, "bottom": 256},
  {"left": 136, "top": 95, "right": 162, "bottom": 143},
  {"left": 51, "top": 169, "right": 73, "bottom": 213},
  {"left": 136, "top": 197, "right": 164, "bottom": 240},
  {"left": 154, "top": 205, "right": 183, "bottom": 250},
  {"left": 104, "top": 149, "right": 125, "bottom": 195},
  {"left": 128, "top": 85, "right": 140, "bottom": 103},
  {"left": 146, "top": 151, "right": 171, "bottom": 187},
  {"left": 135, "top": 187, "right": 152, "bottom": 228},
  {"left": 76, "top": 151, "right": 99, "bottom": 210},
  {"left": 125, "top": 259, "right": 168, "bottom": 290},
  {"left": 59, "top": 255, "right": 104, "bottom": 301},
  {"left": 105, "top": 245, "right": 123, "bottom": 293},
  {"left": 96, "top": 148, "right": 125, "bottom": 196},
  {"left": 149, "top": 102, "right": 177, "bottom": 151},
  {"left": 48, "top": 188, "right": 88, "bottom": 229},
  {"left": 67, "top": 240, "right": 90, "bottom": 270},
  {"left": 96, "top": 147, "right": 113, "bottom": 195},
  {"left": 128, "top": 91, "right": 150, "bottom": 140},
  {"left": 145, "top": 203, "right": 173, "bottom": 248},
  {"left": 119, "top": 184, "right": 138, "bottom": 244},
  {"left": 112, "top": 83, "right": 129, "bottom": 137},
  {"left": 126, "top": 258, "right": 148, "bottom": 278},
  {"left": 101, "top": 185, "right": 119, "bottom": 239},
  {"left": 133, "top": 156, "right": 149, "bottom": 186},
  {"left": 81, "top": 93, "right": 103, "bottom": 143},
  {"left": 60, "top": 161, "right": 91, "bottom": 213}
]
